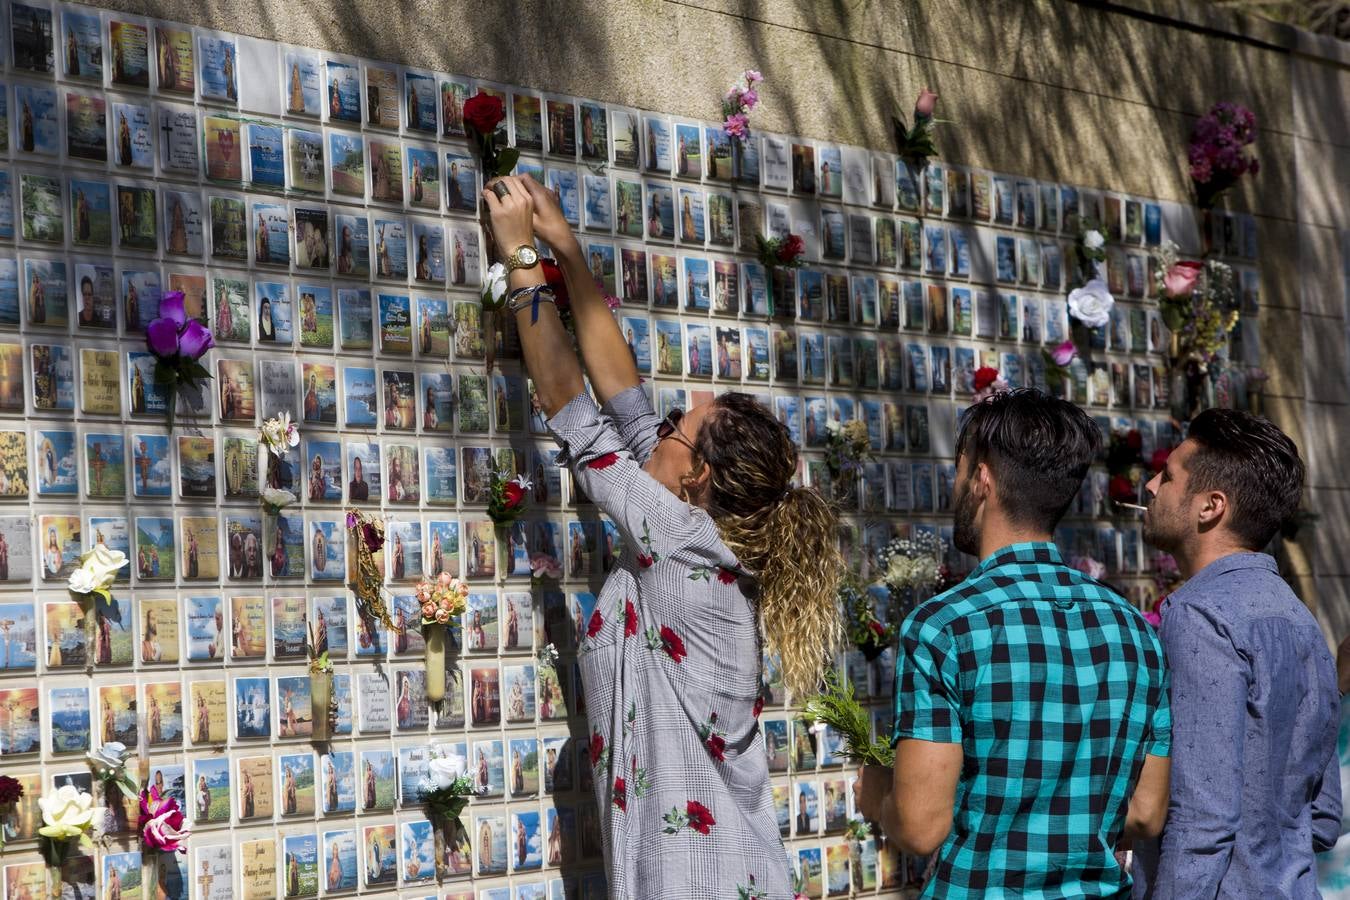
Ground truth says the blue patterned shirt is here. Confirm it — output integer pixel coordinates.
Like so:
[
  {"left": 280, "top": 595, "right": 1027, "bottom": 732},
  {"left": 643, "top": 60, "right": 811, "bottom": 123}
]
[
  {"left": 1132, "top": 552, "right": 1341, "bottom": 899},
  {"left": 893, "top": 542, "right": 1170, "bottom": 898}
]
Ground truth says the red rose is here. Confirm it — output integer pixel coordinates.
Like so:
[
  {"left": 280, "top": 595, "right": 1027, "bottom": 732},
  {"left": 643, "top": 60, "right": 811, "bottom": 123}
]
[
  {"left": 541, "top": 258, "right": 571, "bottom": 309},
  {"left": 972, "top": 367, "right": 1000, "bottom": 392},
  {"left": 612, "top": 776, "right": 627, "bottom": 812},
  {"left": 685, "top": 800, "right": 716, "bottom": 834},
  {"left": 659, "top": 625, "right": 687, "bottom": 663},
  {"left": 777, "top": 234, "right": 805, "bottom": 264},
  {"left": 716, "top": 567, "right": 737, "bottom": 585},
  {"left": 0, "top": 775, "right": 23, "bottom": 805},
  {"left": 1109, "top": 475, "right": 1136, "bottom": 504},
  {"left": 637, "top": 553, "right": 654, "bottom": 569},
  {"left": 588, "top": 452, "right": 620, "bottom": 471},
  {"left": 502, "top": 481, "right": 525, "bottom": 508},
  {"left": 867, "top": 620, "right": 885, "bottom": 638},
  {"left": 587, "top": 609, "right": 604, "bottom": 638},
  {"left": 1151, "top": 447, "right": 1172, "bottom": 473},
  {"left": 463, "top": 92, "right": 505, "bottom": 135},
  {"left": 1125, "top": 429, "right": 1143, "bottom": 451},
  {"left": 705, "top": 734, "right": 726, "bottom": 761},
  {"left": 752, "top": 696, "right": 764, "bottom": 718},
  {"left": 589, "top": 730, "right": 604, "bottom": 766},
  {"left": 624, "top": 600, "right": 638, "bottom": 638}
]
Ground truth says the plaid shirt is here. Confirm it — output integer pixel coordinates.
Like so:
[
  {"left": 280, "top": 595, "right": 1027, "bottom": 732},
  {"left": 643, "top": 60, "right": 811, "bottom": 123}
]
[{"left": 893, "top": 542, "right": 1170, "bottom": 898}]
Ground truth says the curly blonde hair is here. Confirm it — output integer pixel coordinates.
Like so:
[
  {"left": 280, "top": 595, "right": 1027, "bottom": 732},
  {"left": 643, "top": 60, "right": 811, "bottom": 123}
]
[{"left": 695, "top": 393, "right": 843, "bottom": 699}]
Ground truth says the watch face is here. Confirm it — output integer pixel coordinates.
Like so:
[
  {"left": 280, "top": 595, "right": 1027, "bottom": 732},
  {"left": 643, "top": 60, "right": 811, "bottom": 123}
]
[{"left": 517, "top": 246, "right": 538, "bottom": 266}]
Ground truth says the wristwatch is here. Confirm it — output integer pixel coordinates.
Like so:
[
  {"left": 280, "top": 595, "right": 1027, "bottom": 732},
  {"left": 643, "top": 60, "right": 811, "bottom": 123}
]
[{"left": 505, "top": 244, "right": 540, "bottom": 272}]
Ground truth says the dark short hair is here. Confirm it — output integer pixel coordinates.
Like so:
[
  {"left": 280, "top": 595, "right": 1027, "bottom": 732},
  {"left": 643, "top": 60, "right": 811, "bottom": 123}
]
[
  {"left": 955, "top": 389, "right": 1102, "bottom": 532},
  {"left": 1183, "top": 408, "right": 1304, "bottom": 550}
]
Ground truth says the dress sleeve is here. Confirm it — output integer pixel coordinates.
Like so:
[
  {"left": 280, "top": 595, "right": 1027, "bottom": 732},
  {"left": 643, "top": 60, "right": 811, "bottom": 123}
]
[
  {"left": 599, "top": 385, "right": 662, "bottom": 465},
  {"left": 548, "top": 392, "right": 709, "bottom": 561}
]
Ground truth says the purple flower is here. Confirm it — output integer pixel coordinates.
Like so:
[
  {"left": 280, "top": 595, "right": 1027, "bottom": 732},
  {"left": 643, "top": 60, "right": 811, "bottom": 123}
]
[
  {"left": 146, "top": 318, "right": 181, "bottom": 357},
  {"left": 741, "top": 88, "right": 759, "bottom": 109},
  {"left": 345, "top": 511, "right": 358, "bottom": 529},
  {"left": 158, "top": 290, "right": 187, "bottom": 327},
  {"left": 179, "top": 320, "right": 214, "bottom": 360}
]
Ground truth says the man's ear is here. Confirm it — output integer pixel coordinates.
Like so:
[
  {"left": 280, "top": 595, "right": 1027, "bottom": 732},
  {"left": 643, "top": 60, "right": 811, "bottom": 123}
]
[{"left": 1196, "top": 489, "right": 1229, "bottom": 529}]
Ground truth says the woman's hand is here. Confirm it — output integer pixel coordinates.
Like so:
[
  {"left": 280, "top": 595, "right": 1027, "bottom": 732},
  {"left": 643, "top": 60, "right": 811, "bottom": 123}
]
[
  {"left": 481, "top": 176, "right": 536, "bottom": 252},
  {"left": 519, "top": 176, "right": 580, "bottom": 257}
]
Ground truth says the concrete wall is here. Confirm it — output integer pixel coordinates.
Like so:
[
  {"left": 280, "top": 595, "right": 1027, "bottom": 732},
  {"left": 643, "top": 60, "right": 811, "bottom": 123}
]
[{"left": 83, "top": 0, "right": 1349, "bottom": 622}]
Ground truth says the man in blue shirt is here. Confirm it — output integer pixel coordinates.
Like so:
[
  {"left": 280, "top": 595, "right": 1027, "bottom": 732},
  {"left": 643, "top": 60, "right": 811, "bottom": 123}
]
[
  {"left": 856, "top": 390, "right": 1171, "bottom": 897},
  {"left": 1133, "top": 408, "right": 1340, "bottom": 897}
]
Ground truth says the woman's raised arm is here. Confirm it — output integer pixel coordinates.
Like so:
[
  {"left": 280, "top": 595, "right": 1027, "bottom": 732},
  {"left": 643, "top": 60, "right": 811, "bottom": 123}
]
[
  {"left": 517, "top": 176, "right": 641, "bottom": 407},
  {"left": 481, "top": 175, "right": 584, "bottom": 417}
]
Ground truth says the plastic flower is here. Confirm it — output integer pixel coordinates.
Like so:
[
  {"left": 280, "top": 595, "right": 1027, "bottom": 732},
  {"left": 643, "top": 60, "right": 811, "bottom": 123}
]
[
  {"left": 1162, "top": 260, "right": 1203, "bottom": 298},
  {"left": 259, "top": 413, "right": 300, "bottom": 456},
  {"left": 530, "top": 553, "right": 562, "bottom": 581},
  {"left": 37, "top": 784, "right": 96, "bottom": 841},
  {"left": 481, "top": 262, "right": 509, "bottom": 311},
  {"left": 1082, "top": 229, "right": 1105, "bottom": 251},
  {"left": 260, "top": 487, "right": 297, "bottom": 513},
  {"left": 140, "top": 786, "right": 190, "bottom": 853},
  {"left": 1067, "top": 278, "right": 1114, "bottom": 328},
  {"left": 1071, "top": 556, "right": 1107, "bottom": 581},
  {"left": 69, "top": 545, "right": 129, "bottom": 598},
  {"left": 1049, "top": 340, "right": 1078, "bottom": 367},
  {"left": 86, "top": 742, "right": 130, "bottom": 777},
  {"left": 0, "top": 775, "right": 23, "bottom": 805},
  {"left": 427, "top": 752, "right": 467, "bottom": 790}
]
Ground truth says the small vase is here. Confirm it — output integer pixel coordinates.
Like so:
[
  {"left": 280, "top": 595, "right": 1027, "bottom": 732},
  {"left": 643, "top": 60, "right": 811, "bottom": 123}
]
[
  {"left": 425, "top": 625, "right": 446, "bottom": 703},
  {"left": 311, "top": 671, "right": 332, "bottom": 742}
]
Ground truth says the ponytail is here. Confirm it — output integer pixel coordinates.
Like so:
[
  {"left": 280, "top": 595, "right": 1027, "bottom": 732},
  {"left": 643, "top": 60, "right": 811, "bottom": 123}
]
[
  {"left": 694, "top": 393, "right": 844, "bottom": 699},
  {"left": 718, "top": 487, "right": 843, "bottom": 700}
]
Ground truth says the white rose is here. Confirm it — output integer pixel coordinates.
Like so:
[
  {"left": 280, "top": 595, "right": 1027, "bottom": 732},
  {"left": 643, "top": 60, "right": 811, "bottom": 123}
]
[
  {"left": 37, "top": 784, "right": 96, "bottom": 840},
  {"left": 68, "top": 567, "right": 99, "bottom": 596},
  {"left": 427, "top": 754, "right": 466, "bottom": 790},
  {"left": 1083, "top": 230, "right": 1105, "bottom": 251},
  {"left": 481, "top": 263, "right": 509, "bottom": 309},
  {"left": 1067, "top": 279, "right": 1114, "bottom": 329},
  {"left": 71, "top": 545, "right": 127, "bottom": 594},
  {"left": 261, "top": 488, "right": 297, "bottom": 510}
]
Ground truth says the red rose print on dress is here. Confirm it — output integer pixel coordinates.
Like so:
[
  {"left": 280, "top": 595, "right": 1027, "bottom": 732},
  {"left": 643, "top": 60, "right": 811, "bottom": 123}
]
[
  {"left": 752, "top": 695, "right": 765, "bottom": 718},
  {"left": 662, "top": 799, "right": 717, "bottom": 835},
  {"left": 587, "top": 608, "right": 604, "bottom": 638},
  {"left": 698, "top": 713, "right": 727, "bottom": 761},
  {"left": 587, "top": 452, "right": 619, "bottom": 470},
  {"left": 637, "top": 520, "right": 659, "bottom": 567},
  {"left": 613, "top": 775, "right": 627, "bottom": 812},
  {"left": 716, "top": 566, "right": 738, "bottom": 585},
  {"left": 645, "top": 625, "right": 686, "bottom": 663},
  {"left": 624, "top": 599, "right": 638, "bottom": 637}
]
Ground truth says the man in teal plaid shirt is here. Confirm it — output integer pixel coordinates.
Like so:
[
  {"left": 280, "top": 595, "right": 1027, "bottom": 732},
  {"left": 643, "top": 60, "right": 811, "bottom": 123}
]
[{"left": 856, "top": 390, "right": 1172, "bottom": 897}]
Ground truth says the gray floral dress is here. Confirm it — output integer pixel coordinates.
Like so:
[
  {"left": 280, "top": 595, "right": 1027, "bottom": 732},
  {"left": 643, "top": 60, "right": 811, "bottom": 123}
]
[{"left": 549, "top": 387, "right": 790, "bottom": 899}]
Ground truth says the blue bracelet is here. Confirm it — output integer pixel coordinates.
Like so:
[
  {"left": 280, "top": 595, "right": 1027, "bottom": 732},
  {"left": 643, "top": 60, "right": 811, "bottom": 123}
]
[{"left": 506, "top": 285, "right": 557, "bottom": 324}]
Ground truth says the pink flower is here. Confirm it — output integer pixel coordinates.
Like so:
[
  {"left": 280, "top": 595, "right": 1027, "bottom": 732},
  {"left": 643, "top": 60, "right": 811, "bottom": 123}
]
[
  {"left": 723, "top": 113, "right": 749, "bottom": 139},
  {"left": 914, "top": 87, "right": 939, "bottom": 120},
  {"left": 421, "top": 603, "right": 436, "bottom": 618},
  {"left": 1071, "top": 556, "right": 1106, "bottom": 581},
  {"left": 140, "top": 786, "right": 190, "bottom": 853},
  {"left": 743, "top": 69, "right": 763, "bottom": 84},
  {"left": 1163, "top": 261, "right": 1203, "bottom": 298},
  {"left": 741, "top": 88, "right": 759, "bottom": 109},
  {"left": 1050, "top": 340, "right": 1077, "bottom": 367}
]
